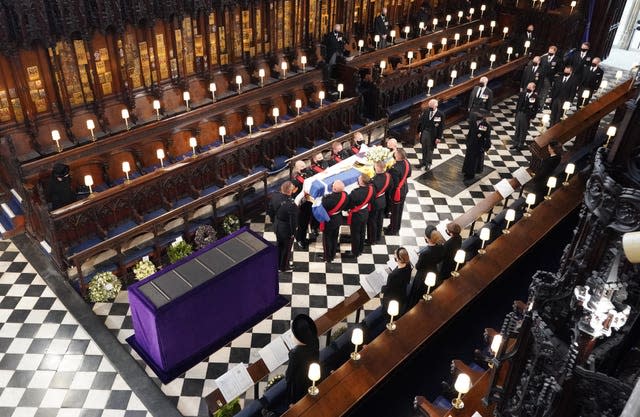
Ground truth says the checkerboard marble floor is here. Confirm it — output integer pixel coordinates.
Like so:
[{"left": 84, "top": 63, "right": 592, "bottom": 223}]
[{"left": 1, "top": 68, "right": 623, "bottom": 417}]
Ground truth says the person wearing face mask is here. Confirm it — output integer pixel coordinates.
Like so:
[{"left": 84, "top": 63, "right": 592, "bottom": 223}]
[
  {"left": 520, "top": 56, "right": 542, "bottom": 92},
  {"left": 323, "top": 24, "right": 346, "bottom": 77},
  {"left": 512, "top": 82, "right": 540, "bottom": 151},
  {"left": 374, "top": 7, "right": 390, "bottom": 48},
  {"left": 417, "top": 99, "right": 444, "bottom": 170},
  {"left": 566, "top": 42, "right": 592, "bottom": 82},
  {"left": 549, "top": 66, "right": 578, "bottom": 126},
  {"left": 386, "top": 149, "right": 411, "bottom": 236},
  {"left": 514, "top": 24, "right": 536, "bottom": 56},
  {"left": 540, "top": 45, "right": 561, "bottom": 104},
  {"left": 468, "top": 76, "right": 493, "bottom": 112},
  {"left": 578, "top": 57, "right": 604, "bottom": 107},
  {"left": 350, "top": 132, "right": 365, "bottom": 154},
  {"left": 462, "top": 109, "right": 492, "bottom": 185}
]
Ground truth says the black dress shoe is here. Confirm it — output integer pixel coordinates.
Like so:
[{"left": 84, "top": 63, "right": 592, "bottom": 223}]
[
  {"left": 342, "top": 251, "right": 357, "bottom": 259},
  {"left": 509, "top": 144, "right": 519, "bottom": 150},
  {"left": 295, "top": 241, "right": 308, "bottom": 250}
]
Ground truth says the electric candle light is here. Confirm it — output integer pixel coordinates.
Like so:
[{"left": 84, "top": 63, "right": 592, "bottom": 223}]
[
  {"left": 450, "top": 69, "right": 457, "bottom": 86},
  {"left": 489, "top": 53, "right": 496, "bottom": 69},
  {"left": 404, "top": 25, "right": 410, "bottom": 38},
  {"left": 570, "top": 1, "right": 577, "bottom": 13},
  {"left": 209, "top": 82, "right": 216, "bottom": 101},
  {"left": 258, "top": 68, "right": 265, "bottom": 87},
  {"left": 478, "top": 24, "right": 484, "bottom": 38},
  {"left": 281, "top": 61, "right": 288, "bottom": 79},
  {"left": 490, "top": 334, "right": 503, "bottom": 367},
  {"left": 246, "top": 116, "right": 254, "bottom": 135},
  {"left": 423, "top": 272, "right": 436, "bottom": 301},
  {"left": 470, "top": 61, "right": 477, "bottom": 77},
  {"left": 451, "top": 249, "right": 466, "bottom": 277},
  {"left": 84, "top": 175, "right": 94, "bottom": 196},
  {"left": 458, "top": 10, "right": 463, "bottom": 23},
  {"left": 427, "top": 79, "right": 434, "bottom": 96},
  {"left": 407, "top": 51, "right": 414, "bottom": 65},
  {"left": 507, "top": 47, "right": 513, "bottom": 61},
  {"left": 545, "top": 176, "right": 557, "bottom": 200},
  {"left": 441, "top": 37, "right": 447, "bottom": 50},
  {"left": 272, "top": 107, "right": 279, "bottom": 125},
  {"left": 480, "top": 4, "right": 486, "bottom": 17},
  {"left": 153, "top": 99, "right": 161, "bottom": 120},
  {"left": 581, "top": 89, "right": 590, "bottom": 106},
  {"left": 524, "top": 40, "right": 531, "bottom": 55},
  {"left": 503, "top": 208, "right": 516, "bottom": 234},
  {"left": 389, "top": 30, "right": 396, "bottom": 44},
  {"left": 539, "top": 0, "right": 545, "bottom": 8},
  {"left": 563, "top": 163, "right": 575, "bottom": 186},
  {"left": 350, "top": 328, "right": 364, "bottom": 360},
  {"left": 307, "top": 363, "right": 320, "bottom": 396},
  {"left": 606, "top": 126, "right": 617, "bottom": 147},
  {"left": 562, "top": 101, "right": 571, "bottom": 119},
  {"left": 542, "top": 113, "right": 550, "bottom": 129},
  {"left": 379, "top": 60, "right": 386, "bottom": 75},
  {"left": 219, "top": 126, "right": 226, "bottom": 144},
  {"left": 466, "top": 28, "right": 472, "bottom": 43},
  {"left": 469, "top": 7, "right": 475, "bottom": 19},
  {"left": 445, "top": 15, "right": 451, "bottom": 28},
  {"left": 427, "top": 42, "right": 433, "bottom": 54},
  {"left": 295, "top": 99, "right": 302, "bottom": 116},
  {"left": 374, "top": 34, "right": 380, "bottom": 49},
  {"left": 121, "top": 108, "right": 130, "bottom": 130},
  {"left": 490, "top": 20, "right": 496, "bottom": 35},
  {"left": 122, "top": 161, "right": 131, "bottom": 182},
  {"left": 524, "top": 193, "right": 536, "bottom": 217},
  {"left": 386, "top": 300, "right": 399, "bottom": 331},
  {"left": 478, "top": 227, "right": 490, "bottom": 254},
  {"left": 418, "top": 21, "right": 425, "bottom": 35},
  {"left": 432, "top": 18, "right": 438, "bottom": 31},
  {"left": 181, "top": 137, "right": 195, "bottom": 159},
  {"left": 235, "top": 75, "right": 242, "bottom": 93},
  {"left": 86, "top": 119, "right": 95, "bottom": 141},
  {"left": 452, "top": 373, "right": 471, "bottom": 409},
  {"left": 51, "top": 129, "right": 62, "bottom": 152},
  {"left": 454, "top": 33, "right": 460, "bottom": 47},
  {"left": 156, "top": 148, "right": 165, "bottom": 168},
  {"left": 300, "top": 55, "right": 307, "bottom": 72},
  {"left": 318, "top": 90, "right": 325, "bottom": 107},
  {"left": 183, "top": 91, "right": 190, "bottom": 110},
  {"left": 358, "top": 39, "right": 364, "bottom": 54},
  {"left": 503, "top": 26, "right": 509, "bottom": 39},
  {"left": 337, "top": 83, "right": 344, "bottom": 100}
]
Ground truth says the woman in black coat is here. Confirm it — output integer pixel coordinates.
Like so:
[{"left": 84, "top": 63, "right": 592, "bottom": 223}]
[
  {"left": 529, "top": 141, "right": 562, "bottom": 200},
  {"left": 407, "top": 226, "right": 446, "bottom": 309},
  {"left": 382, "top": 247, "right": 413, "bottom": 316},
  {"left": 285, "top": 314, "right": 320, "bottom": 406}
]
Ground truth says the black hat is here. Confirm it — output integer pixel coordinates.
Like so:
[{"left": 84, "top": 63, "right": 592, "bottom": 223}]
[
  {"left": 52, "top": 163, "right": 70, "bottom": 178},
  {"left": 291, "top": 314, "right": 318, "bottom": 345}
]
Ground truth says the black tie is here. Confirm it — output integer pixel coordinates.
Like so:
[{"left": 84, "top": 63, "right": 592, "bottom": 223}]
[
  {"left": 563, "top": 76, "right": 568, "bottom": 83},
  {"left": 429, "top": 110, "right": 433, "bottom": 119}
]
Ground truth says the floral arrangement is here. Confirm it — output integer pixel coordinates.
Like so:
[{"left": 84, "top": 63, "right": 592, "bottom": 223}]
[
  {"left": 88, "top": 271, "right": 122, "bottom": 302},
  {"left": 194, "top": 224, "right": 217, "bottom": 249},
  {"left": 365, "top": 146, "right": 392, "bottom": 164},
  {"left": 133, "top": 259, "right": 157, "bottom": 281},
  {"left": 222, "top": 214, "right": 241, "bottom": 235},
  {"left": 212, "top": 398, "right": 240, "bottom": 417},
  {"left": 167, "top": 240, "right": 193, "bottom": 264}
]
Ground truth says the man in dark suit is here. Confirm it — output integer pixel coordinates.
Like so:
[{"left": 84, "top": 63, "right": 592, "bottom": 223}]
[
  {"left": 566, "top": 42, "right": 592, "bottom": 84},
  {"left": 462, "top": 109, "right": 492, "bottom": 185},
  {"left": 373, "top": 7, "right": 390, "bottom": 48},
  {"left": 386, "top": 149, "right": 411, "bottom": 236},
  {"left": 417, "top": 98, "right": 444, "bottom": 170},
  {"left": 367, "top": 161, "right": 394, "bottom": 244},
  {"left": 549, "top": 66, "right": 578, "bottom": 126},
  {"left": 540, "top": 45, "right": 561, "bottom": 103},
  {"left": 515, "top": 24, "right": 537, "bottom": 56},
  {"left": 321, "top": 180, "right": 349, "bottom": 262},
  {"left": 578, "top": 57, "right": 604, "bottom": 107},
  {"left": 512, "top": 82, "right": 540, "bottom": 150},
  {"left": 345, "top": 175, "right": 374, "bottom": 258},
  {"left": 291, "top": 161, "right": 316, "bottom": 249},
  {"left": 520, "top": 56, "right": 542, "bottom": 91},
  {"left": 323, "top": 24, "right": 345, "bottom": 66},
  {"left": 270, "top": 181, "right": 299, "bottom": 272},
  {"left": 468, "top": 76, "right": 493, "bottom": 112}
]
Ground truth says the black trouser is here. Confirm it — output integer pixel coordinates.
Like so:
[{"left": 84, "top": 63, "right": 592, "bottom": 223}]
[
  {"left": 296, "top": 201, "right": 312, "bottom": 243},
  {"left": 514, "top": 111, "right": 530, "bottom": 146},
  {"left": 367, "top": 207, "right": 384, "bottom": 243},
  {"left": 420, "top": 130, "right": 435, "bottom": 166},
  {"left": 322, "top": 216, "right": 342, "bottom": 260},
  {"left": 277, "top": 234, "right": 294, "bottom": 270},
  {"left": 350, "top": 210, "right": 368, "bottom": 256},
  {"left": 550, "top": 98, "right": 565, "bottom": 126},
  {"left": 389, "top": 199, "right": 405, "bottom": 234}
]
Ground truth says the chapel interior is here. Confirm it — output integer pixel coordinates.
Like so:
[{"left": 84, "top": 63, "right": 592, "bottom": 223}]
[{"left": 0, "top": 1, "right": 639, "bottom": 417}]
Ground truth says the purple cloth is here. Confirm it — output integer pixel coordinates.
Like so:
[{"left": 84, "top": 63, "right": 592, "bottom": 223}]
[{"left": 128, "top": 228, "right": 280, "bottom": 379}]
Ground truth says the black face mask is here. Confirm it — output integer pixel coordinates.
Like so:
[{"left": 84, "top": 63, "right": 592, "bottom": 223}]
[
  {"left": 548, "top": 53, "right": 554, "bottom": 56},
  {"left": 564, "top": 72, "right": 571, "bottom": 76},
  {"left": 527, "top": 29, "right": 533, "bottom": 33},
  {"left": 591, "top": 63, "right": 597, "bottom": 67},
  {"left": 527, "top": 89, "right": 534, "bottom": 93},
  {"left": 581, "top": 48, "right": 589, "bottom": 52}
]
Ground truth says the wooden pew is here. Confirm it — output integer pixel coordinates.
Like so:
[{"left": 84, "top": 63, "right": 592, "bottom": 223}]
[{"left": 280, "top": 175, "right": 585, "bottom": 417}]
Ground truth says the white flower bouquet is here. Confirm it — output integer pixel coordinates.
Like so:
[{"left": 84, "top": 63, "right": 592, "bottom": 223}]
[
  {"left": 88, "top": 271, "right": 122, "bottom": 302},
  {"left": 365, "top": 146, "right": 392, "bottom": 164},
  {"left": 133, "top": 259, "right": 157, "bottom": 281}
]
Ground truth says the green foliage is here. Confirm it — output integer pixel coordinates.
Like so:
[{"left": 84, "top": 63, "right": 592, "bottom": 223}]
[
  {"left": 88, "top": 271, "right": 122, "bottom": 302},
  {"left": 222, "top": 214, "right": 241, "bottom": 235},
  {"left": 167, "top": 240, "right": 193, "bottom": 264},
  {"left": 212, "top": 398, "right": 241, "bottom": 417}
]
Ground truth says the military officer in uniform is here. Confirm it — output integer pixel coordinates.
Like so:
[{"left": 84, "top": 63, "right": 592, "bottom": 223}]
[
  {"left": 540, "top": 45, "right": 561, "bottom": 104},
  {"left": 462, "top": 109, "right": 492, "bottom": 185},
  {"left": 468, "top": 76, "right": 493, "bottom": 112},
  {"left": 512, "top": 82, "right": 540, "bottom": 150},
  {"left": 310, "top": 153, "right": 328, "bottom": 173},
  {"left": 549, "top": 66, "right": 578, "bottom": 126},
  {"left": 328, "top": 141, "right": 352, "bottom": 166},
  {"left": 374, "top": 7, "right": 390, "bottom": 48},
  {"left": 417, "top": 99, "right": 445, "bottom": 170},
  {"left": 291, "top": 161, "right": 316, "bottom": 249},
  {"left": 566, "top": 42, "right": 592, "bottom": 83},
  {"left": 520, "top": 56, "right": 542, "bottom": 91},
  {"left": 368, "top": 161, "right": 394, "bottom": 244},
  {"left": 578, "top": 57, "right": 604, "bottom": 107},
  {"left": 323, "top": 24, "right": 346, "bottom": 77},
  {"left": 386, "top": 149, "right": 411, "bottom": 235},
  {"left": 269, "top": 181, "right": 299, "bottom": 272},
  {"left": 321, "top": 180, "right": 349, "bottom": 262},
  {"left": 345, "top": 175, "right": 374, "bottom": 258}
]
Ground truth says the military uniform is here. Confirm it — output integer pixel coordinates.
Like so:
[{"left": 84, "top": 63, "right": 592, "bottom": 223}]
[
  {"left": 321, "top": 191, "right": 349, "bottom": 261},
  {"left": 346, "top": 183, "right": 374, "bottom": 257},
  {"left": 513, "top": 90, "right": 539, "bottom": 149},
  {"left": 368, "top": 172, "right": 394, "bottom": 244}
]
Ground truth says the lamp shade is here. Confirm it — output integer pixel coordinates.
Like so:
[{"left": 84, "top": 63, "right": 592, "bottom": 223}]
[
  {"left": 189, "top": 137, "right": 197, "bottom": 147},
  {"left": 374, "top": 34, "right": 380, "bottom": 43},
  {"left": 318, "top": 90, "right": 325, "bottom": 100},
  {"left": 441, "top": 37, "right": 447, "bottom": 45},
  {"left": 183, "top": 91, "right": 190, "bottom": 101},
  {"left": 351, "top": 328, "right": 364, "bottom": 346},
  {"left": 235, "top": 75, "right": 242, "bottom": 85},
  {"left": 379, "top": 60, "right": 386, "bottom": 69},
  {"left": 503, "top": 27, "right": 509, "bottom": 34},
  {"left": 419, "top": 21, "right": 425, "bottom": 29},
  {"left": 51, "top": 130, "right": 61, "bottom": 140},
  {"left": 454, "top": 249, "right": 466, "bottom": 264},
  {"left": 446, "top": 15, "right": 451, "bottom": 22},
  {"left": 526, "top": 193, "right": 537, "bottom": 206},
  {"left": 565, "top": 163, "right": 575, "bottom": 175},
  {"left": 479, "top": 227, "right": 491, "bottom": 241},
  {"left": 427, "top": 42, "right": 433, "bottom": 50},
  {"left": 622, "top": 231, "right": 640, "bottom": 264},
  {"left": 481, "top": 4, "right": 486, "bottom": 11},
  {"left": 281, "top": 61, "right": 288, "bottom": 71},
  {"left": 451, "top": 70, "right": 457, "bottom": 78},
  {"left": 300, "top": 56, "right": 307, "bottom": 64},
  {"left": 122, "top": 161, "right": 130, "bottom": 173},
  {"left": 470, "top": 62, "right": 477, "bottom": 70},
  {"left": 427, "top": 79, "right": 434, "bottom": 87},
  {"left": 454, "top": 373, "right": 471, "bottom": 394},
  {"left": 295, "top": 99, "right": 302, "bottom": 109},
  {"left": 615, "top": 70, "right": 623, "bottom": 79},
  {"left": 582, "top": 90, "right": 590, "bottom": 99},
  {"left": 489, "top": 54, "right": 496, "bottom": 62},
  {"left": 121, "top": 109, "right": 129, "bottom": 119},
  {"left": 387, "top": 300, "right": 399, "bottom": 316},
  {"left": 505, "top": 209, "right": 516, "bottom": 222},
  {"left": 219, "top": 126, "right": 226, "bottom": 136},
  {"left": 84, "top": 175, "right": 93, "bottom": 187},
  {"left": 547, "top": 176, "right": 557, "bottom": 188},
  {"left": 308, "top": 363, "right": 321, "bottom": 382},
  {"left": 425, "top": 272, "right": 436, "bottom": 287},
  {"left": 209, "top": 82, "right": 216, "bottom": 92},
  {"left": 407, "top": 51, "right": 414, "bottom": 60},
  {"left": 272, "top": 107, "right": 279, "bottom": 117},
  {"left": 469, "top": 7, "right": 475, "bottom": 14},
  {"left": 562, "top": 101, "right": 571, "bottom": 110},
  {"left": 432, "top": 18, "right": 438, "bottom": 26},
  {"left": 156, "top": 149, "right": 165, "bottom": 159},
  {"left": 479, "top": 24, "right": 484, "bottom": 32},
  {"left": 358, "top": 39, "right": 364, "bottom": 47},
  {"left": 507, "top": 47, "right": 513, "bottom": 54},
  {"left": 404, "top": 26, "right": 410, "bottom": 34},
  {"left": 153, "top": 99, "right": 161, "bottom": 110},
  {"left": 467, "top": 29, "right": 473, "bottom": 36},
  {"left": 458, "top": 11, "right": 463, "bottom": 17},
  {"left": 390, "top": 30, "right": 396, "bottom": 38},
  {"left": 454, "top": 33, "right": 460, "bottom": 41},
  {"left": 490, "top": 334, "right": 503, "bottom": 355},
  {"left": 246, "top": 116, "right": 254, "bottom": 126},
  {"left": 86, "top": 119, "right": 95, "bottom": 130},
  {"left": 607, "top": 126, "right": 617, "bottom": 136},
  {"left": 490, "top": 20, "right": 496, "bottom": 28},
  {"left": 258, "top": 68, "right": 265, "bottom": 77},
  {"left": 524, "top": 40, "right": 531, "bottom": 48},
  {"left": 571, "top": 0, "right": 577, "bottom": 6},
  {"left": 337, "top": 83, "right": 344, "bottom": 93}
]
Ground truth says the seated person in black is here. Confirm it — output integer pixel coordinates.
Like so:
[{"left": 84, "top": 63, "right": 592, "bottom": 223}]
[
  {"left": 382, "top": 247, "right": 413, "bottom": 316},
  {"left": 528, "top": 140, "right": 562, "bottom": 200},
  {"left": 407, "top": 226, "right": 446, "bottom": 309},
  {"left": 48, "top": 163, "right": 76, "bottom": 210},
  {"left": 285, "top": 314, "right": 320, "bottom": 407}
]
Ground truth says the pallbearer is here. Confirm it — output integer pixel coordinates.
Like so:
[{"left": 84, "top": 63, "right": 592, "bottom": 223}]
[
  {"left": 291, "top": 161, "right": 316, "bottom": 249},
  {"left": 386, "top": 149, "right": 411, "bottom": 236},
  {"left": 345, "top": 175, "right": 374, "bottom": 258},
  {"left": 368, "top": 161, "right": 394, "bottom": 244},
  {"left": 320, "top": 180, "right": 349, "bottom": 262}
]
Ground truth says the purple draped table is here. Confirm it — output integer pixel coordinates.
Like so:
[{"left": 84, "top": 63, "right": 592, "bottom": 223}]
[{"left": 127, "top": 228, "right": 287, "bottom": 383}]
